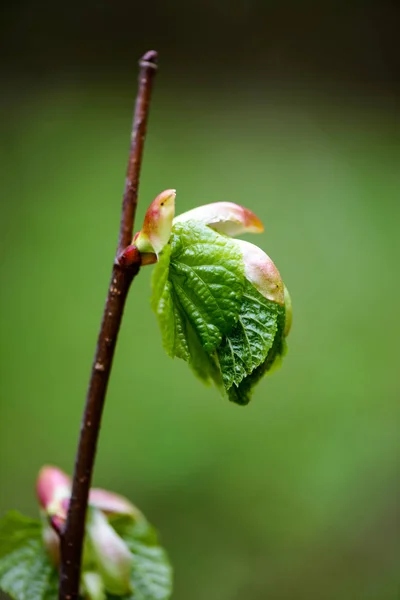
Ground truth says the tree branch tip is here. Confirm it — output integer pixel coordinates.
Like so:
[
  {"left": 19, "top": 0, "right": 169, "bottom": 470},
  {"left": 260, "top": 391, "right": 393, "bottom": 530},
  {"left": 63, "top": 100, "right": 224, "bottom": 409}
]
[{"left": 139, "top": 50, "right": 158, "bottom": 69}]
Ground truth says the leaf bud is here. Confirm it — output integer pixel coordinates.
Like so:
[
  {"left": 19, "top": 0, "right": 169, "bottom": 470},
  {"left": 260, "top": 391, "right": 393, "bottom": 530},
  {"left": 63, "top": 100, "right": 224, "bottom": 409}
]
[
  {"left": 86, "top": 508, "right": 133, "bottom": 595},
  {"left": 134, "top": 189, "right": 176, "bottom": 256}
]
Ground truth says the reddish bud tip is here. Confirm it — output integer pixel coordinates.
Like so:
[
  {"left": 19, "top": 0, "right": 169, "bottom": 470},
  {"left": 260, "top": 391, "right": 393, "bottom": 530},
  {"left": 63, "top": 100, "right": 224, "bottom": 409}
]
[{"left": 117, "top": 245, "right": 141, "bottom": 268}]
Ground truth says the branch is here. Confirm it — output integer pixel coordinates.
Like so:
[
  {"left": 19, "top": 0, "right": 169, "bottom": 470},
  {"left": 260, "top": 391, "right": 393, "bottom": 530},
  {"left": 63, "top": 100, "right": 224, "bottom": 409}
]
[{"left": 58, "top": 50, "right": 158, "bottom": 600}]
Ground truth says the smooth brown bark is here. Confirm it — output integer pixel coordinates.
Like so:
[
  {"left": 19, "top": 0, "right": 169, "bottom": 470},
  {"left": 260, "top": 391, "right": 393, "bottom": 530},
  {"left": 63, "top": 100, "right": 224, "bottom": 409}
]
[{"left": 58, "top": 50, "right": 158, "bottom": 600}]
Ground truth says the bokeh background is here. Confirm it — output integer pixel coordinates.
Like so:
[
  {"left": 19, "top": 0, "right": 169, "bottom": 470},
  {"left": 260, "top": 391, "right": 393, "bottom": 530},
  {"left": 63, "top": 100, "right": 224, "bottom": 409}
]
[{"left": 1, "top": 1, "right": 399, "bottom": 599}]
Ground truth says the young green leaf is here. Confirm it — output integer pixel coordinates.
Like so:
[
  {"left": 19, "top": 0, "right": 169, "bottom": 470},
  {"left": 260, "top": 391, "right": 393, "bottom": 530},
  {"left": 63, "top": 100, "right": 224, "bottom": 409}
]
[
  {"left": 226, "top": 303, "right": 287, "bottom": 405},
  {"left": 110, "top": 512, "right": 173, "bottom": 600},
  {"left": 151, "top": 218, "right": 289, "bottom": 405},
  {"left": 0, "top": 511, "right": 58, "bottom": 600},
  {"left": 152, "top": 220, "right": 245, "bottom": 355},
  {"left": 217, "top": 280, "right": 284, "bottom": 391},
  {"left": 0, "top": 511, "right": 42, "bottom": 557}
]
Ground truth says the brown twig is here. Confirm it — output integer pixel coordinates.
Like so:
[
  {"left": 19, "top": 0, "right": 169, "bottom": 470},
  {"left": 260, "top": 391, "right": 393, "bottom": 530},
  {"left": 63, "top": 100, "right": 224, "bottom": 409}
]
[{"left": 58, "top": 50, "right": 158, "bottom": 600}]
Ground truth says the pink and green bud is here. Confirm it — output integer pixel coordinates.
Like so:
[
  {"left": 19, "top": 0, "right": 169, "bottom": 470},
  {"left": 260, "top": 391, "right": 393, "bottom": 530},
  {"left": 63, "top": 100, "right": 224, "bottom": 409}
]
[
  {"left": 174, "top": 201, "right": 264, "bottom": 237},
  {"left": 135, "top": 197, "right": 265, "bottom": 266},
  {"left": 36, "top": 466, "right": 137, "bottom": 598},
  {"left": 86, "top": 509, "right": 133, "bottom": 595},
  {"left": 36, "top": 466, "right": 71, "bottom": 562},
  {"left": 134, "top": 189, "right": 176, "bottom": 256},
  {"left": 234, "top": 239, "right": 284, "bottom": 305},
  {"left": 36, "top": 466, "right": 71, "bottom": 511},
  {"left": 36, "top": 466, "right": 137, "bottom": 522},
  {"left": 36, "top": 465, "right": 71, "bottom": 532}
]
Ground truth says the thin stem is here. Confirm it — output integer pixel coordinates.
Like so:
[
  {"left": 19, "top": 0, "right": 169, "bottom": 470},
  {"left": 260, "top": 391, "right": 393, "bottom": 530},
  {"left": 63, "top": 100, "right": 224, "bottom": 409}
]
[{"left": 59, "top": 50, "right": 158, "bottom": 600}]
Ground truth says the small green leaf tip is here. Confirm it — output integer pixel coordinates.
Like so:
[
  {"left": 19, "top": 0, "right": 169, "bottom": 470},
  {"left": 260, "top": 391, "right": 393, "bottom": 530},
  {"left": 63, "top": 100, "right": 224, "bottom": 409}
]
[{"left": 150, "top": 199, "right": 291, "bottom": 404}]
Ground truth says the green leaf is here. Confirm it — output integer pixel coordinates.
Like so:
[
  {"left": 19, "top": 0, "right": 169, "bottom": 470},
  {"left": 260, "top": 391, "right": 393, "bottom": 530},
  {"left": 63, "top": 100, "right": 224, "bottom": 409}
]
[
  {"left": 157, "top": 282, "right": 191, "bottom": 361},
  {"left": 111, "top": 513, "right": 172, "bottom": 600},
  {"left": 152, "top": 220, "right": 289, "bottom": 404},
  {"left": 153, "top": 221, "right": 245, "bottom": 356},
  {"left": 0, "top": 511, "right": 57, "bottom": 600},
  {"left": 227, "top": 304, "right": 286, "bottom": 405},
  {"left": 150, "top": 244, "right": 172, "bottom": 315},
  {"left": 0, "top": 511, "right": 42, "bottom": 557},
  {"left": 217, "top": 280, "right": 283, "bottom": 391},
  {"left": 184, "top": 319, "right": 222, "bottom": 388}
]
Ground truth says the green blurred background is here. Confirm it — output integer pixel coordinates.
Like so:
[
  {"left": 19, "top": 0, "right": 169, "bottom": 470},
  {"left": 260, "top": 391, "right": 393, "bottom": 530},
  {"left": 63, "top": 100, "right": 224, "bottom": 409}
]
[{"left": 1, "top": 1, "right": 399, "bottom": 599}]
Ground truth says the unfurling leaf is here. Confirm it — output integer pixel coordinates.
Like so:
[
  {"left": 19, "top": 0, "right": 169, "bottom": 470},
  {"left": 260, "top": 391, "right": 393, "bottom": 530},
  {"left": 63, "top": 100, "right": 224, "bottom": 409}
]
[
  {"left": 153, "top": 221, "right": 245, "bottom": 355},
  {"left": 150, "top": 203, "right": 291, "bottom": 405}
]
